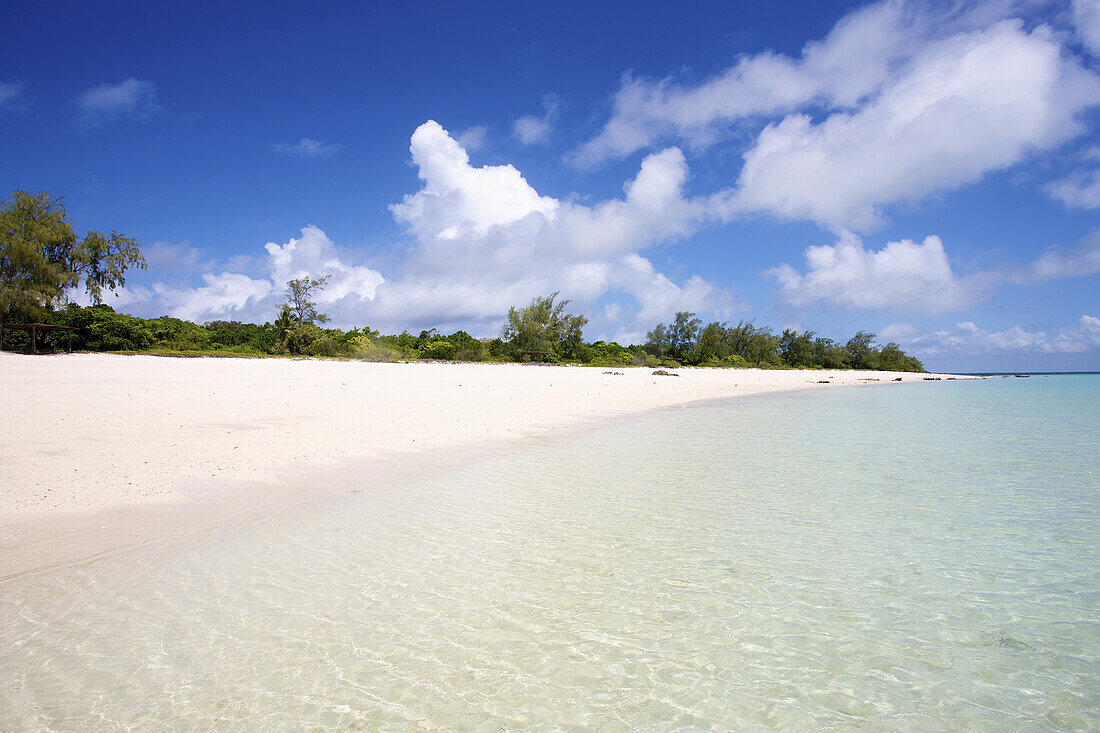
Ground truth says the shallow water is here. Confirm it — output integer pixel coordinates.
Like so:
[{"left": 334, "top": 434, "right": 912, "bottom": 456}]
[{"left": 2, "top": 376, "right": 1098, "bottom": 730}]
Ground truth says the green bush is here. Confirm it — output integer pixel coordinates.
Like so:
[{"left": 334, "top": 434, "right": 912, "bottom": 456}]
[
  {"left": 422, "top": 339, "right": 456, "bottom": 361},
  {"left": 347, "top": 335, "right": 400, "bottom": 362},
  {"left": 147, "top": 317, "right": 212, "bottom": 351},
  {"left": 305, "top": 334, "right": 337, "bottom": 357},
  {"left": 205, "top": 320, "right": 278, "bottom": 353},
  {"left": 53, "top": 304, "right": 153, "bottom": 351}
]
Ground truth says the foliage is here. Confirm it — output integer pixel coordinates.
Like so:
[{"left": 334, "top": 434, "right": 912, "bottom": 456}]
[
  {"left": 29, "top": 299, "right": 922, "bottom": 372},
  {"left": 53, "top": 304, "right": 153, "bottom": 351},
  {"left": 0, "top": 190, "right": 145, "bottom": 325},
  {"left": 146, "top": 317, "right": 212, "bottom": 351},
  {"left": 204, "top": 320, "right": 278, "bottom": 354},
  {"left": 502, "top": 292, "right": 587, "bottom": 361},
  {"left": 271, "top": 276, "right": 333, "bottom": 355},
  {"left": 346, "top": 334, "right": 400, "bottom": 362},
  {"left": 646, "top": 315, "right": 923, "bottom": 371},
  {"left": 285, "top": 275, "right": 330, "bottom": 325}
]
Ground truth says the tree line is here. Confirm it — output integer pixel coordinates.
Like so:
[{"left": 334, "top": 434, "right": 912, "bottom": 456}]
[
  {"left": 645, "top": 312, "right": 924, "bottom": 371},
  {"left": 1, "top": 190, "right": 925, "bottom": 371}
]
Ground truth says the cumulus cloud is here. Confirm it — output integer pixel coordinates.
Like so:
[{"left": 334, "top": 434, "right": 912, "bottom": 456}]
[
  {"left": 374, "top": 120, "right": 735, "bottom": 336},
  {"left": 264, "top": 225, "right": 384, "bottom": 304},
  {"left": 574, "top": 1, "right": 1100, "bottom": 231},
  {"left": 75, "top": 78, "right": 160, "bottom": 125},
  {"left": 117, "top": 226, "right": 385, "bottom": 325},
  {"left": 513, "top": 94, "right": 561, "bottom": 146},
  {"left": 725, "top": 19, "right": 1100, "bottom": 230},
  {"left": 768, "top": 232, "right": 974, "bottom": 314},
  {"left": 151, "top": 273, "right": 273, "bottom": 323},
  {"left": 572, "top": 0, "right": 918, "bottom": 165},
  {"left": 117, "top": 121, "right": 732, "bottom": 336},
  {"left": 0, "top": 81, "right": 28, "bottom": 112},
  {"left": 768, "top": 228, "right": 1100, "bottom": 316},
  {"left": 392, "top": 120, "right": 559, "bottom": 242},
  {"left": 274, "top": 138, "right": 338, "bottom": 158},
  {"left": 884, "top": 314, "right": 1100, "bottom": 356}
]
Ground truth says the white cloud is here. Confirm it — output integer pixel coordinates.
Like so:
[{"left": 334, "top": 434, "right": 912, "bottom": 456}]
[
  {"left": 1073, "top": 0, "right": 1100, "bottom": 56},
  {"left": 120, "top": 122, "right": 734, "bottom": 336},
  {"left": 0, "top": 81, "right": 28, "bottom": 112},
  {"left": 574, "top": 1, "right": 1100, "bottom": 231},
  {"left": 513, "top": 94, "right": 561, "bottom": 146},
  {"left": 726, "top": 19, "right": 1100, "bottom": 230},
  {"left": 142, "top": 240, "right": 214, "bottom": 274},
  {"left": 768, "top": 228, "right": 1100, "bottom": 316},
  {"left": 391, "top": 120, "right": 560, "bottom": 242},
  {"left": 75, "top": 78, "right": 159, "bottom": 125},
  {"left": 152, "top": 273, "right": 273, "bottom": 322},
  {"left": 768, "top": 232, "right": 973, "bottom": 314},
  {"left": 456, "top": 125, "right": 488, "bottom": 152},
  {"left": 274, "top": 138, "right": 338, "bottom": 158},
  {"left": 264, "top": 225, "right": 385, "bottom": 304},
  {"left": 119, "top": 226, "right": 384, "bottom": 325},
  {"left": 377, "top": 120, "right": 732, "bottom": 335},
  {"left": 1042, "top": 145, "right": 1100, "bottom": 208},
  {"left": 994, "top": 230, "right": 1100, "bottom": 282},
  {"left": 885, "top": 314, "right": 1100, "bottom": 356},
  {"left": 573, "top": 0, "right": 917, "bottom": 165}
]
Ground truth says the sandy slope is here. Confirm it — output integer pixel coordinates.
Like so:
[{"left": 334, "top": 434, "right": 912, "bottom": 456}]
[{"left": 0, "top": 353, "right": 971, "bottom": 576}]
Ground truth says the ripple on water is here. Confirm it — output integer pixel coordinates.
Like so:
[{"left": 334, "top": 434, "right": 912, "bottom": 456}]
[{"left": 1, "top": 377, "right": 1098, "bottom": 729}]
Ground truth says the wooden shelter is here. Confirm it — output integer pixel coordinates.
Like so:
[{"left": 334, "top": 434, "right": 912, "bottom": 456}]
[{"left": 0, "top": 323, "right": 75, "bottom": 353}]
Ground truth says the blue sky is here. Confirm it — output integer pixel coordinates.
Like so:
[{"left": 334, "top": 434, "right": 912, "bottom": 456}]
[{"left": 3, "top": 0, "right": 1099, "bottom": 371}]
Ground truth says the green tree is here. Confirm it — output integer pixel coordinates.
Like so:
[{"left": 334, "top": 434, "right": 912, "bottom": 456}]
[
  {"left": 285, "top": 275, "right": 330, "bottom": 325},
  {"left": 0, "top": 191, "right": 145, "bottom": 327},
  {"left": 273, "top": 276, "right": 332, "bottom": 355},
  {"left": 780, "top": 328, "right": 817, "bottom": 367},
  {"left": 502, "top": 292, "right": 588, "bottom": 361},
  {"left": 645, "top": 323, "right": 670, "bottom": 358},
  {"left": 846, "top": 330, "right": 879, "bottom": 370},
  {"left": 52, "top": 304, "right": 153, "bottom": 351},
  {"left": 668, "top": 311, "right": 702, "bottom": 363},
  {"left": 696, "top": 321, "right": 732, "bottom": 364}
]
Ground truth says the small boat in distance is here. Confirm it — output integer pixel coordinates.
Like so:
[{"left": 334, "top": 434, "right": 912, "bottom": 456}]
[{"left": 1014, "top": 374, "right": 1030, "bottom": 378}]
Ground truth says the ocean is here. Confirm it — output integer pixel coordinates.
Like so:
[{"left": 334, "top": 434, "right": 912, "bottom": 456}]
[{"left": 2, "top": 376, "right": 1097, "bottom": 729}]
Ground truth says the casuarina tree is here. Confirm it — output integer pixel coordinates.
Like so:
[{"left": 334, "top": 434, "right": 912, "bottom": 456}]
[{"left": 0, "top": 190, "right": 145, "bottom": 327}]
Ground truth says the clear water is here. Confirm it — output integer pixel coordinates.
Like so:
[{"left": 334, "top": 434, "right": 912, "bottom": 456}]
[{"left": 2, "top": 377, "right": 1098, "bottom": 730}]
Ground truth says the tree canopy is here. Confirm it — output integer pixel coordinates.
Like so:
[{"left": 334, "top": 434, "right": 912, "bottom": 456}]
[
  {"left": 285, "top": 275, "right": 330, "bottom": 325},
  {"left": 0, "top": 191, "right": 145, "bottom": 325},
  {"left": 501, "top": 292, "right": 587, "bottom": 360},
  {"left": 274, "top": 275, "right": 332, "bottom": 355},
  {"left": 645, "top": 313, "right": 924, "bottom": 371},
  {"left": 29, "top": 300, "right": 924, "bottom": 372}
]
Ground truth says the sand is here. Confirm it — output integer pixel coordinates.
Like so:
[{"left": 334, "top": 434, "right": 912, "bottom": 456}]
[{"left": 0, "top": 352, "right": 971, "bottom": 578}]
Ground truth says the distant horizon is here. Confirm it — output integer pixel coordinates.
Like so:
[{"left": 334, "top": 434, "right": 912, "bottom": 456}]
[{"left": 3, "top": 0, "right": 1099, "bottom": 373}]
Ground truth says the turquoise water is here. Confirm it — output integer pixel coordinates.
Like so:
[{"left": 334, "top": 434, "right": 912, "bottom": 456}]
[{"left": 1, "top": 377, "right": 1098, "bottom": 730}]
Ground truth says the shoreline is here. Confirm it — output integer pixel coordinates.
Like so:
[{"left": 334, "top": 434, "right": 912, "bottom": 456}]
[{"left": 1, "top": 352, "right": 976, "bottom": 579}]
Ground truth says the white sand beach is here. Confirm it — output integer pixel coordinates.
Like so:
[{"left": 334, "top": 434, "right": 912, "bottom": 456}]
[{"left": 0, "top": 353, "right": 970, "bottom": 577}]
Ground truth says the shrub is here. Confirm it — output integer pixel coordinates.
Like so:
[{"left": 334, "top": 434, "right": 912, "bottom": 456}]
[
  {"left": 347, "top": 335, "right": 400, "bottom": 362},
  {"left": 422, "top": 339, "right": 456, "bottom": 361},
  {"left": 53, "top": 304, "right": 153, "bottom": 351},
  {"left": 305, "top": 334, "right": 337, "bottom": 357}
]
